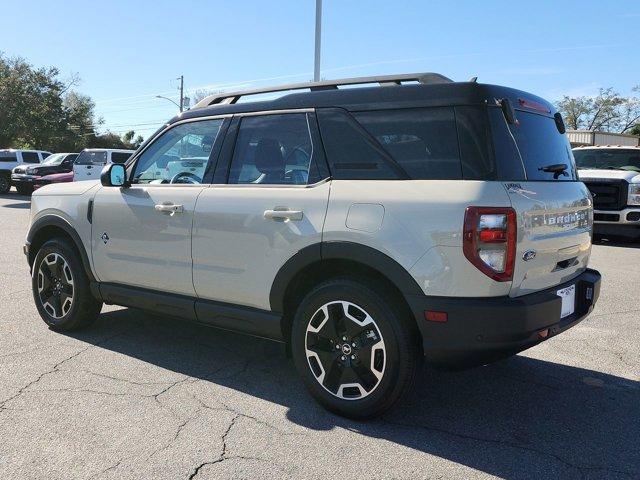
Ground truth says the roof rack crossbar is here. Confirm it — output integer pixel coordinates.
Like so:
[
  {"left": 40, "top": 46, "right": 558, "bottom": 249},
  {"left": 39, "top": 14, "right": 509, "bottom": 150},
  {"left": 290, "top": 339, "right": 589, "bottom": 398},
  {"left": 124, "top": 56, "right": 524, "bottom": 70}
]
[{"left": 193, "top": 72, "right": 453, "bottom": 109}]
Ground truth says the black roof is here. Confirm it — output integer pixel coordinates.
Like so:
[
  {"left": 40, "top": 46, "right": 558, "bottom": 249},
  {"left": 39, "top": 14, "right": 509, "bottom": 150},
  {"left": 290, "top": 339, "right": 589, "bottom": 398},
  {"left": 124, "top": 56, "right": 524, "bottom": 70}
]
[{"left": 168, "top": 74, "right": 557, "bottom": 126}]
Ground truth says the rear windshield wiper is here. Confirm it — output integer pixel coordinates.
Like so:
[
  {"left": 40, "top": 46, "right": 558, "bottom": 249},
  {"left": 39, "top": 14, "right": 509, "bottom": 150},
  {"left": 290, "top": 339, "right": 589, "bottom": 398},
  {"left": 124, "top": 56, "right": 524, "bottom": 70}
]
[{"left": 538, "top": 163, "right": 569, "bottom": 179}]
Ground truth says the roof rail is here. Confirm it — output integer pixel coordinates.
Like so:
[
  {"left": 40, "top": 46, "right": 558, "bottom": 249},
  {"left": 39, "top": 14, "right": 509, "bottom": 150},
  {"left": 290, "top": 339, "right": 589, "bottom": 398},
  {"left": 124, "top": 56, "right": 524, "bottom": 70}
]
[{"left": 193, "top": 72, "right": 453, "bottom": 109}]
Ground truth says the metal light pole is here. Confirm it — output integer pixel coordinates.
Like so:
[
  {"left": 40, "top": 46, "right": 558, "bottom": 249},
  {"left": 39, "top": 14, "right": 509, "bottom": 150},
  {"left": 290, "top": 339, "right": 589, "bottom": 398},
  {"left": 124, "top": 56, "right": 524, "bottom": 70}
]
[
  {"left": 178, "top": 75, "right": 184, "bottom": 112},
  {"left": 155, "top": 95, "right": 181, "bottom": 109},
  {"left": 314, "top": 0, "right": 322, "bottom": 82}
]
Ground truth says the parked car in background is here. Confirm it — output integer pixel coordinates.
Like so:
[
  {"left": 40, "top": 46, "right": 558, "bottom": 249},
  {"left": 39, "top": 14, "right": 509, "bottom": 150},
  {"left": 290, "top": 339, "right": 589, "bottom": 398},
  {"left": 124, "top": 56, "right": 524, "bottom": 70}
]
[
  {"left": 73, "top": 149, "right": 134, "bottom": 182},
  {"left": 0, "top": 149, "right": 52, "bottom": 193},
  {"left": 574, "top": 145, "right": 640, "bottom": 239},
  {"left": 12, "top": 152, "right": 78, "bottom": 194},
  {"left": 33, "top": 171, "right": 74, "bottom": 191}
]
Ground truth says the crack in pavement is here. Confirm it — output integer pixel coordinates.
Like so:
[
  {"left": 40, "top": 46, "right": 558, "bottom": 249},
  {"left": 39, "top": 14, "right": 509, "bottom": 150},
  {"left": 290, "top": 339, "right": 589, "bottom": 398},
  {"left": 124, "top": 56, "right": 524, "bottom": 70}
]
[
  {"left": 0, "top": 327, "right": 135, "bottom": 413},
  {"left": 187, "top": 413, "right": 240, "bottom": 479}
]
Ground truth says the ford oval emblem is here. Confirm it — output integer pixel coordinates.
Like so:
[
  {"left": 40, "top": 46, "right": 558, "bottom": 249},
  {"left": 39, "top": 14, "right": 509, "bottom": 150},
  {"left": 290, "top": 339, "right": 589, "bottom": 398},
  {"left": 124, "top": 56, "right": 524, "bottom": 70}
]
[{"left": 522, "top": 250, "right": 536, "bottom": 261}]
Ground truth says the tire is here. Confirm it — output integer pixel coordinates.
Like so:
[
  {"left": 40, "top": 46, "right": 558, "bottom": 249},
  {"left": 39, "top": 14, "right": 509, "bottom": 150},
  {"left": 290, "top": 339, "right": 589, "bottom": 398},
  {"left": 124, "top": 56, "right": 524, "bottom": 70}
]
[
  {"left": 291, "top": 278, "right": 422, "bottom": 419},
  {"left": 16, "top": 185, "right": 33, "bottom": 195},
  {"left": 31, "top": 238, "right": 102, "bottom": 331},
  {"left": 0, "top": 175, "right": 10, "bottom": 194}
]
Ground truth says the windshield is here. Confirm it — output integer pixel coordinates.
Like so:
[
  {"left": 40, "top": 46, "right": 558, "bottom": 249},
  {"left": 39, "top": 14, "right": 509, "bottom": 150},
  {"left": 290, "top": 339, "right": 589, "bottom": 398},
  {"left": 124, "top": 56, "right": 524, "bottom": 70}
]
[
  {"left": 75, "top": 150, "right": 107, "bottom": 166},
  {"left": 573, "top": 149, "right": 640, "bottom": 172},
  {"left": 41, "top": 153, "right": 65, "bottom": 166}
]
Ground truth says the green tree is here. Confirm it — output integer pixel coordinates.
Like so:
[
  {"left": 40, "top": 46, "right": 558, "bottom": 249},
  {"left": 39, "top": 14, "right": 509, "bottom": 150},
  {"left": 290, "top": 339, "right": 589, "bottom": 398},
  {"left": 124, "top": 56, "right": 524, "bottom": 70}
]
[{"left": 556, "top": 86, "right": 640, "bottom": 134}]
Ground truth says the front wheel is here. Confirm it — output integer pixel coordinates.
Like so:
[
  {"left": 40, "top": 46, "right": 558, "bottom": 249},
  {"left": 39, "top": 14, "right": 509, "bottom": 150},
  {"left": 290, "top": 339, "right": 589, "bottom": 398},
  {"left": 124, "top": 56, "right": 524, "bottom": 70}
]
[
  {"left": 0, "top": 175, "right": 10, "bottom": 194},
  {"left": 32, "top": 238, "right": 103, "bottom": 331},
  {"left": 16, "top": 185, "right": 33, "bottom": 195},
  {"left": 291, "top": 278, "right": 422, "bottom": 419}
]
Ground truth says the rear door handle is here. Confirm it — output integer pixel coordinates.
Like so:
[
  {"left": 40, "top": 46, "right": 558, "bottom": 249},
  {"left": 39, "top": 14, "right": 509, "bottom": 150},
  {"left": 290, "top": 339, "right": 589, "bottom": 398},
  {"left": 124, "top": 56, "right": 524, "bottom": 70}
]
[
  {"left": 264, "top": 208, "right": 303, "bottom": 221},
  {"left": 155, "top": 203, "right": 184, "bottom": 215}
]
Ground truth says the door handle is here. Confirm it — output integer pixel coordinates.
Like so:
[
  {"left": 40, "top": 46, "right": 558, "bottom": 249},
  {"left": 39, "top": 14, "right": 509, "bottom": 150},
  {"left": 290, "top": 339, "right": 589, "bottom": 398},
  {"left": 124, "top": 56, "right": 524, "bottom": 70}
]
[
  {"left": 264, "top": 209, "right": 303, "bottom": 221},
  {"left": 155, "top": 203, "right": 184, "bottom": 215}
]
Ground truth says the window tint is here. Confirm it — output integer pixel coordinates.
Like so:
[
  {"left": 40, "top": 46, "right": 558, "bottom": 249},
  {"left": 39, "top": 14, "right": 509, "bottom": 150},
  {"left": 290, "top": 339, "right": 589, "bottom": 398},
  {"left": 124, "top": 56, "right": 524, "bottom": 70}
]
[
  {"left": 454, "top": 106, "right": 497, "bottom": 180},
  {"left": 228, "top": 114, "right": 317, "bottom": 185},
  {"left": 0, "top": 152, "right": 18, "bottom": 162},
  {"left": 490, "top": 107, "right": 577, "bottom": 181},
  {"left": 132, "top": 119, "right": 223, "bottom": 184},
  {"left": 354, "top": 107, "right": 462, "bottom": 180},
  {"left": 316, "top": 108, "right": 404, "bottom": 180},
  {"left": 111, "top": 152, "right": 132, "bottom": 164},
  {"left": 22, "top": 152, "right": 40, "bottom": 163},
  {"left": 76, "top": 151, "right": 108, "bottom": 165}
]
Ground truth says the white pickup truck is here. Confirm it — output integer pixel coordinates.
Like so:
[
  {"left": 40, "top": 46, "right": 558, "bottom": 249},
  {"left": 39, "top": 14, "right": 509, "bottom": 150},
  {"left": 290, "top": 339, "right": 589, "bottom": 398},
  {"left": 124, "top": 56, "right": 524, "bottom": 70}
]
[{"left": 574, "top": 145, "right": 640, "bottom": 239}]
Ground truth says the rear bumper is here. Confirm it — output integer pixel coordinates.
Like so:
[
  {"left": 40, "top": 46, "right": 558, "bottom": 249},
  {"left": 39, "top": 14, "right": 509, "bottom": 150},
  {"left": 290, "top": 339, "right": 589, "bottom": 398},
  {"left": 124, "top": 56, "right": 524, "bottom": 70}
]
[{"left": 405, "top": 269, "right": 601, "bottom": 368}]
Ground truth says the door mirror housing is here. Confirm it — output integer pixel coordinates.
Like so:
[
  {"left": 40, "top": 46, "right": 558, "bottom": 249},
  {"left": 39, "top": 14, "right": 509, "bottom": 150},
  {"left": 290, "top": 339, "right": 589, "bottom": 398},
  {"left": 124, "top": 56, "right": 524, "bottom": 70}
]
[{"left": 101, "top": 163, "right": 127, "bottom": 187}]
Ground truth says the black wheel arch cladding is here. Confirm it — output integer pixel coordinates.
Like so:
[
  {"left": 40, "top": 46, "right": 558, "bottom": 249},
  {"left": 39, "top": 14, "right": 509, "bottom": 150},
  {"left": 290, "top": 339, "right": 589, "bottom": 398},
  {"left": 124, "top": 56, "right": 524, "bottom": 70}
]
[{"left": 269, "top": 241, "right": 423, "bottom": 313}]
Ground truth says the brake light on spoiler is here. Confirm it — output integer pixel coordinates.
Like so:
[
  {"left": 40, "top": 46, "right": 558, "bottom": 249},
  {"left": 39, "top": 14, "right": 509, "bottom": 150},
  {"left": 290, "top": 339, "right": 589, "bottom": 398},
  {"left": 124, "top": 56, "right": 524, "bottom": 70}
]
[{"left": 463, "top": 207, "right": 517, "bottom": 282}]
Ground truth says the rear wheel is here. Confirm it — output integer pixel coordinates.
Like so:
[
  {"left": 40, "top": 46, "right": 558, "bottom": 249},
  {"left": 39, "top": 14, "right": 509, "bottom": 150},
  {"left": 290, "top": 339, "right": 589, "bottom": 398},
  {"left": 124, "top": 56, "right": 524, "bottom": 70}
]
[
  {"left": 291, "top": 278, "right": 422, "bottom": 419},
  {"left": 32, "top": 238, "right": 102, "bottom": 331}
]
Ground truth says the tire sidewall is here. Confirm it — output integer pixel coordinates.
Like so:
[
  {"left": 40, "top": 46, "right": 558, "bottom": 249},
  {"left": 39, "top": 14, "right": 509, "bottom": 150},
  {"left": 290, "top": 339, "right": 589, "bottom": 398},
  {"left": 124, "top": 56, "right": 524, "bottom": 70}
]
[
  {"left": 32, "top": 239, "right": 93, "bottom": 329},
  {"left": 291, "top": 280, "right": 414, "bottom": 418}
]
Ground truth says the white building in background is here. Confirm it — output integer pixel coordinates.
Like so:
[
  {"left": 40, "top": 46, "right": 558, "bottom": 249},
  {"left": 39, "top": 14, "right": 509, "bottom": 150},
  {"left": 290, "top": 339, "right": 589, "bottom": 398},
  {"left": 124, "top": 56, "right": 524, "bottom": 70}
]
[{"left": 567, "top": 130, "right": 639, "bottom": 147}]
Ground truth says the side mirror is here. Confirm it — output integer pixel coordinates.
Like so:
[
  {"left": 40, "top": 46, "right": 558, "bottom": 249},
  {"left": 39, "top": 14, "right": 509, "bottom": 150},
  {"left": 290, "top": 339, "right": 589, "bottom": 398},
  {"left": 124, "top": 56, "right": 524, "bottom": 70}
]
[{"left": 101, "top": 163, "right": 127, "bottom": 187}]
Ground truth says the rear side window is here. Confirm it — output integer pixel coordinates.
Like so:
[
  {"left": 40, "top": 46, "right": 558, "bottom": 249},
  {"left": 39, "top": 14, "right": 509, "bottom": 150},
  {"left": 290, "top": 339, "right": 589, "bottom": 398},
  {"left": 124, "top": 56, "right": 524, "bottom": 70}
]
[
  {"left": 490, "top": 107, "right": 577, "bottom": 181},
  {"left": 228, "top": 113, "right": 320, "bottom": 185},
  {"left": 316, "top": 108, "right": 405, "bottom": 180},
  {"left": 22, "top": 152, "right": 40, "bottom": 163},
  {"left": 0, "top": 152, "right": 17, "bottom": 162},
  {"left": 111, "top": 152, "right": 132, "bottom": 164},
  {"left": 354, "top": 108, "right": 462, "bottom": 180}
]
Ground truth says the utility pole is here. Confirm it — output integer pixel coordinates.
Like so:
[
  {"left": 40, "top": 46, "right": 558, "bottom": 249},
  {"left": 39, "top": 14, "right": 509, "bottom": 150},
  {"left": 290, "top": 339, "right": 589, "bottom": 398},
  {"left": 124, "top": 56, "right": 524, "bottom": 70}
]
[
  {"left": 314, "top": 0, "right": 322, "bottom": 82},
  {"left": 178, "top": 75, "right": 184, "bottom": 112}
]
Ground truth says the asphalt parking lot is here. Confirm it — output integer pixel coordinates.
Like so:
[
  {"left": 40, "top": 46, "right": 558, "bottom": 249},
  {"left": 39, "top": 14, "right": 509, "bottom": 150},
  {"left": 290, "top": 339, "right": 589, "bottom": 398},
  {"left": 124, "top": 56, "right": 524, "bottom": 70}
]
[{"left": 0, "top": 191, "right": 638, "bottom": 480}]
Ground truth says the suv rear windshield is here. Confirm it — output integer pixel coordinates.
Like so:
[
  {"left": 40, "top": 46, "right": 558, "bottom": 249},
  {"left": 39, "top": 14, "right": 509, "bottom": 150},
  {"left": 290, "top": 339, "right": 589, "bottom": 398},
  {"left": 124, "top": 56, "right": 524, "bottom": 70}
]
[
  {"left": 76, "top": 151, "right": 108, "bottom": 165},
  {"left": 573, "top": 149, "right": 640, "bottom": 172},
  {"left": 0, "top": 152, "right": 18, "bottom": 162},
  {"left": 489, "top": 107, "right": 577, "bottom": 181}
]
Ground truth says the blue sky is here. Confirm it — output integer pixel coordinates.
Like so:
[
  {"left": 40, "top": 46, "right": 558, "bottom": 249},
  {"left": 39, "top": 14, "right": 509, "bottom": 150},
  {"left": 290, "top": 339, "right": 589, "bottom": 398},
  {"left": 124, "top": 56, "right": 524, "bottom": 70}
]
[{"left": 2, "top": 0, "right": 639, "bottom": 139}]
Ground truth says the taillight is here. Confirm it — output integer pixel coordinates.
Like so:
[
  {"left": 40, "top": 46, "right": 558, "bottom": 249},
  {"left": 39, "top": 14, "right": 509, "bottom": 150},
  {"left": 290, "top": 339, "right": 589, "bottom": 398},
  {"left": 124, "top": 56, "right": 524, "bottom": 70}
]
[{"left": 463, "top": 207, "right": 516, "bottom": 282}]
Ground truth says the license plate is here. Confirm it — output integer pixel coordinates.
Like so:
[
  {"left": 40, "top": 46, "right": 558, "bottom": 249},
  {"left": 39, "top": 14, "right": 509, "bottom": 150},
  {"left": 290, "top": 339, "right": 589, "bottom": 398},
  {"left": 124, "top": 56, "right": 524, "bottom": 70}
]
[{"left": 557, "top": 284, "right": 575, "bottom": 318}]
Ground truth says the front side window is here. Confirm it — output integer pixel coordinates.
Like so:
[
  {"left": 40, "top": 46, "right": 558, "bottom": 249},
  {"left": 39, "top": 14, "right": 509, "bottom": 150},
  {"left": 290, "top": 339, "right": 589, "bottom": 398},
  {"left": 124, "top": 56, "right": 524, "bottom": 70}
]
[
  {"left": 132, "top": 118, "right": 223, "bottom": 184},
  {"left": 22, "top": 152, "right": 40, "bottom": 163},
  {"left": 228, "top": 114, "right": 317, "bottom": 185}
]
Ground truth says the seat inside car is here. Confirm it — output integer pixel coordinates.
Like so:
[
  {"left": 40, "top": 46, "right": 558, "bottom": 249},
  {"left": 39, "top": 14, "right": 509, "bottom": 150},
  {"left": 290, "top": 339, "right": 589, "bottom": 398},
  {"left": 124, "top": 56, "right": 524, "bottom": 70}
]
[{"left": 253, "top": 138, "right": 285, "bottom": 184}]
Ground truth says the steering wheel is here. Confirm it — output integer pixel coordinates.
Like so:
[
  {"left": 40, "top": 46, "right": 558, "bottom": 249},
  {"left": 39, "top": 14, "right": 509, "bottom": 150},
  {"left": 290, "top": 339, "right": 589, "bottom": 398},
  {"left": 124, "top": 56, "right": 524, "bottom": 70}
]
[{"left": 170, "top": 172, "right": 201, "bottom": 184}]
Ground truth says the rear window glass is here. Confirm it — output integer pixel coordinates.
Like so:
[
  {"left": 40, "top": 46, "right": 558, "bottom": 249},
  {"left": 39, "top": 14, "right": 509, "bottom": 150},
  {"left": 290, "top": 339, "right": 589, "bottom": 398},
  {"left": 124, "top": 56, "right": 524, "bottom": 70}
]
[
  {"left": 0, "top": 152, "right": 18, "bottom": 162},
  {"left": 573, "top": 149, "right": 640, "bottom": 172},
  {"left": 354, "top": 108, "right": 462, "bottom": 180},
  {"left": 76, "top": 151, "right": 108, "bottom": 165},
  {"left": 491, "top": 108, "right": 577, "bottom": 181}
]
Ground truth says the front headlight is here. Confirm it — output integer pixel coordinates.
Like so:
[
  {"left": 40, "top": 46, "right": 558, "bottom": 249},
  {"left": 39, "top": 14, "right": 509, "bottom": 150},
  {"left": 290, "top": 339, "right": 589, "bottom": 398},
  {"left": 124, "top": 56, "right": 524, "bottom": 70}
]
[
  {"left": 26, "top": 167, "right": 37, "bottom": 175},
  {"left": 628, "top": 184, "right": 640, "bottom": 206}
]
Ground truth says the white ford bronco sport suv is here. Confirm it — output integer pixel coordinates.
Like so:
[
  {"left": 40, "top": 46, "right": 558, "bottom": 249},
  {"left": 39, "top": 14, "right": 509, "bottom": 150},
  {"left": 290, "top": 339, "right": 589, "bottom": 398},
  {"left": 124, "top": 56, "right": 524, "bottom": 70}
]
[
  {"left": 25, "top": 73, "right": 601, "bottom": 418},
  {"left": 574, "top": 145, "right": 640, "bottom": 239}
]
